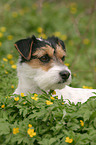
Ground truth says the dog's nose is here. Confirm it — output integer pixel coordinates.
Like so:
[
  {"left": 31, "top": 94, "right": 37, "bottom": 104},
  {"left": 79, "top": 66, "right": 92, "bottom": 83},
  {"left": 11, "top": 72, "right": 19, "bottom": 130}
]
[{"left": 59, "top": 71, "right": 70, "bottom": 81}]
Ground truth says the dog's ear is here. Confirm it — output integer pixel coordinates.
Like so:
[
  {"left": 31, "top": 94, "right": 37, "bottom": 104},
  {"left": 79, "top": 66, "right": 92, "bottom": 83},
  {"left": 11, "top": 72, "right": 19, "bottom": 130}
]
[{"left": 14, "top": 35, "right": 37, "bottom": 60}]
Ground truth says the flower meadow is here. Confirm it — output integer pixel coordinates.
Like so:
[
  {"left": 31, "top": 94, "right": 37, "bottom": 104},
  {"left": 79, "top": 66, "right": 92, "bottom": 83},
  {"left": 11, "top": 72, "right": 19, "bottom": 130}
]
[
  {"left": 0, "top": 91, "right": 96, "bottom": 145},
  {"left": 0, "top": 0, "right": 96, "bottom": 144}
]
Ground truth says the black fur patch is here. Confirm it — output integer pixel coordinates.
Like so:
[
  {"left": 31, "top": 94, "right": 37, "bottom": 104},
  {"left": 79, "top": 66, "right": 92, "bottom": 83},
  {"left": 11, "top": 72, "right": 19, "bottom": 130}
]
[
  {"left": 15, "top": 38, "right": 32, "bottom": 60},
  {"left": 14, "top": 35, "right": 66, "bottom": 63},
  {"left": 47, "top": 36, "right": 66, "bottom": 51},
  {"left": 15, "top": 35, "right": 51, "bottom": 63}
]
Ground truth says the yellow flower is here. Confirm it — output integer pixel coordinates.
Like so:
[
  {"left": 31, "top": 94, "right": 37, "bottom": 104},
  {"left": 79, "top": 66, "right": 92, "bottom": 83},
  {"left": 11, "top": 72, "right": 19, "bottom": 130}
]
[
  {"left": 42, "top": 33, "right": 47, "bottom": 39},
  {"left": 2, "top": 64, "right": 4, "bottom": 67},
  {"left": 13, "top": 128, "right": 19, "bottom": 134},
  {"left": 94, "top": 67, "right": 96, "bottom": 72},
  {"left": 11, "top": 85, "right": 14, "bottom": 89},
  {"left": 46, "top": 100, "right": 53, "bottom": 105},
  {"left": 52, "top": 90, "right": 56, "bottom": 95},
  {"left": 12, "top": 12, "right": 18, "bottom": 18},
  {"left": 70, "top": 7, "right": 77, "bottom": 14},
  {"left": 4, "top": 4, "right": 10, "bottom": 11},
  {"left": 70, "top": 2, "right": 77, "bottom": 14},
  {"left": 27, "top": 128, "right": 36, "bottom": 137},
  {"left": 50, "top": 96, "right": 55, "bottom": 100},
  {"left": 73, "top": 73, "right": 77, "bottom": 77},
  {"left": 61, "top": 35, "right": 67, "bottom": 41},
  {"left": 88, "top": 87, "right": 93, "bottom": 89},
  {"left": 5, "top": 71, "right": 8, "bottom": 74},
  {"left": 28, "top": 124, "right": 32, "bottom": 128},
  {"left": 39, "top": 33, "right": 47, "bottom": 39},
  {"left": 34, "top": 94, "right": 38, "bottom": 97},
  {"left": 31, "top": 96, "right": 38, "bottom": 101},
  {"left": 7, "top": 54, "right": 13, "bottom": 60},
  {"left": 83, "top": 38, "right": 90, "bottom": 45},
  {"left": 54, "top": 32, "right": 61, "bottom": 37},
  {"left": 7, "top": 35, "right": 13, "bottom": 40},
  {"left": 3, "top": 58, "right": 8, "bottom": 62},
  {"left": 6, "top": 96, "right": 10, "bottom": 98},
  {"left": 14, "top": 97, "right": 19, "bottom": 101},
  {"left": 0, "top": 32, "right": 3, "bottom": 38},
  {"left": 0, "top": 42, "right": 2, "bottom": 47},
  {"left": 31, "top": 94, "right": 38, "bottom": 100},
  {"left": 82, "top": 85, "right": 87, "bottom": 89},
  {"left": 65, "top": 63, "right": 70, "bottom": 67},
  {"left": 69, "top": 139, "right": 73, "bottom": 143},
  {"left": 21, "top": 93, "right": 25, "bottom": 97},
  {"left": 80, "top": 120, "right": 84, "bottom": 127},
  {"left": 62, "top": 103, "right": 64, "bottom": 104},
  {"left": 82, "top": 86, "right": 93, "bottom": 89},
  {"left": 37, "top": 27, "right": 43, "bottom": 33},
  {"left": 1, "top": 105, "right": 5, "bottom": 108},
  {"left": 65, "top": 137, "right": 73, "bottom": 143},
  {"left": 11, "top": 65, "right": 17, "bottom": 69},
  {"left": 9, "top": 60, "right": 14, "bottom": 65},
  {"left": 0, "top": 27, "right": 6, "bottom": 32}
]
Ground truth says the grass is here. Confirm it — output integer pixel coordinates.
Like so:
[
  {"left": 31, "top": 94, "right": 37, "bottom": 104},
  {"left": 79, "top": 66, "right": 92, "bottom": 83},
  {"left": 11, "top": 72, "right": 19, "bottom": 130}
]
[
  {"left": 0, "top": 0, "right": 96, "bottom": 144},
  {"left": 0, "top": 0, "right": 96, "bottom": 98}
]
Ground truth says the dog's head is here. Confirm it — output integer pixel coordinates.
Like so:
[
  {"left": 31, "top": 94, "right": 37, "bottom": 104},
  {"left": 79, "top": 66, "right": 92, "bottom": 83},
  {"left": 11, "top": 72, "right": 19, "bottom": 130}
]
[{"left": 15, "top": 35, "right": 71, "bottom": 91}]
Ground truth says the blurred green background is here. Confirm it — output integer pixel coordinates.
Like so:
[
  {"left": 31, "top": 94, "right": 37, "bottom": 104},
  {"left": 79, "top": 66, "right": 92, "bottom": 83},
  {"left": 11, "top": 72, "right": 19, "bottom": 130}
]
[{"left": 0, "top": 0, "right": 96, "bottom": 97}]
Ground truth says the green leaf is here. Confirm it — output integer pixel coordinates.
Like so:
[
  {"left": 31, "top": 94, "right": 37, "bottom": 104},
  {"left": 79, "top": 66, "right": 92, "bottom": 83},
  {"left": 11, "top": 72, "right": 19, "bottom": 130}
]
[
  {"left": 49, "top": 138, "right": 57, "bottom": 144},
  {"left": 83, "top": 110, "right": 91, "bottom": 121},
  {"left": 67, "top": 122, "right": 80, "bottom": 131},
  {"left": 94, "top": 118, "right": 96, "bottom": 128},
  {"left": 89, "top": 111, "right": 96, "bottom": 122},
  {"left": 39, "top": 138, "right": 50, "bottom": 145},
  {"left": 0, "top": 120, "right": 10, "bottom": 135},
  {"left": 4, "top": 134, "right": 12, "bottom": 144},
  {"left": 23, "top": 109, "right": 28, "bottom": 117}
]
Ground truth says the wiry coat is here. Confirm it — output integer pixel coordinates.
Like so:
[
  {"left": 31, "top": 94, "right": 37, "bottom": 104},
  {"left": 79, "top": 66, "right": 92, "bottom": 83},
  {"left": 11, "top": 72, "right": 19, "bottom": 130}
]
[{"left": 14, "top": 35, "right": 96, "bottom": 104}]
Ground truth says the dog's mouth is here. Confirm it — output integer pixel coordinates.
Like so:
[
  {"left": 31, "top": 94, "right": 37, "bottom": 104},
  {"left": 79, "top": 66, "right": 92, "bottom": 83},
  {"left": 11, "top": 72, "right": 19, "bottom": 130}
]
[{"left": 58, "top": 80, "right": 67, "bottom": 84}]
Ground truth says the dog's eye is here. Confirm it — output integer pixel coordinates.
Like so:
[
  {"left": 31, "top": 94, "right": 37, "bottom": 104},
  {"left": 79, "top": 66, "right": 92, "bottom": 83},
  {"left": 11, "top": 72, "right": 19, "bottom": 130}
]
[
  {"left": 61, "top": 56, "right": 65, "bottom": 61},
  {"left": 39, "top": 54, "right": 50, "bottom": 63}
]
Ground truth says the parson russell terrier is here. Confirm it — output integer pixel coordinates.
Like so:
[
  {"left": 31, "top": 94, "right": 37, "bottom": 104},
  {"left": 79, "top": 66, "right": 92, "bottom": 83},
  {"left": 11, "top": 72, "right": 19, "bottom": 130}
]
[{"left": 14, "top": 35, "right": 96, "bottom": 104}]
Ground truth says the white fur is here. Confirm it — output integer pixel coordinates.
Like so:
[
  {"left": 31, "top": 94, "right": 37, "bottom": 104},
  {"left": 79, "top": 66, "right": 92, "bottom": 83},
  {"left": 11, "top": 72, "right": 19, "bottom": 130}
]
[
  {"left": 14, "top": 60, "right": 96, "bottom": 104},
  {"left": 14, "top": 61, "right": 71, "bottom": 94},
  {"left": 56, "top": 86, "right": 96, "bottom": 104}
]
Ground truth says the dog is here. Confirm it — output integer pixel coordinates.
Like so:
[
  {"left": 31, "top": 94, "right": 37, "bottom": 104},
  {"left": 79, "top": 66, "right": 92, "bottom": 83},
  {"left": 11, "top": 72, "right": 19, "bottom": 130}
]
[{"left": 14, "top": 35, "right": 96, "bottom": 104}]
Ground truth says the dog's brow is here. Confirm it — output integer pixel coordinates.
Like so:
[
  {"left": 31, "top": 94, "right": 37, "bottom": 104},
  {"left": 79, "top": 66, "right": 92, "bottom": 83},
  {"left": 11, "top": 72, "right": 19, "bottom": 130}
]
[
  {"left": 32, "top": 45, "right": 54, "bottom": 58},
  {"left": 55, "top": 45, "right": 66, "bottom": 58},
  {"left": 32, "top": 49, "right": 46, "bottom": 57}
]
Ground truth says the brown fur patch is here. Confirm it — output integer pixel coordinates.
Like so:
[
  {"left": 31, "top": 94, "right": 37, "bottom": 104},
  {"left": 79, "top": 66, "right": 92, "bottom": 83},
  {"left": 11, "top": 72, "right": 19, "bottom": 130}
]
[
  {"left": 27, "top": 44, "right": 66, "bottom": 71},
  {"left": 27, "top": 58, "right": 53, "bottom": 71},
  {"left": 55, "top": 45, "right": 66, "bottom": 61},
  {"left": 32, "top": 45, "right": 54, "bottom": 58},
  {"left": 27, "top": 45, "right": 54, "bottom": 71}
]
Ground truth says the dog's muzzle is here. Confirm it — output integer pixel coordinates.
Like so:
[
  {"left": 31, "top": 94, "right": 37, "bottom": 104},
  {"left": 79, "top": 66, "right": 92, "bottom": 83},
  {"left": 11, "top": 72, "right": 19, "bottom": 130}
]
[{"left": 59, "top": 70, "right": 70, "bottom": 83}]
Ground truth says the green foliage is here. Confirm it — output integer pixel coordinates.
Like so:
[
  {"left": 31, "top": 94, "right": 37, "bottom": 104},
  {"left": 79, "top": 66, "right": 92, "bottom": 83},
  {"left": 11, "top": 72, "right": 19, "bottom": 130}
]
[
  {"left": 0, "top": 0, "right": 96, "bottom": 90},
  {"left": 0, "top": 92, "right": 96, "bottom": 145},
  {"left": 0, "top": 1, "right": 96, "bottom": 144}
]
